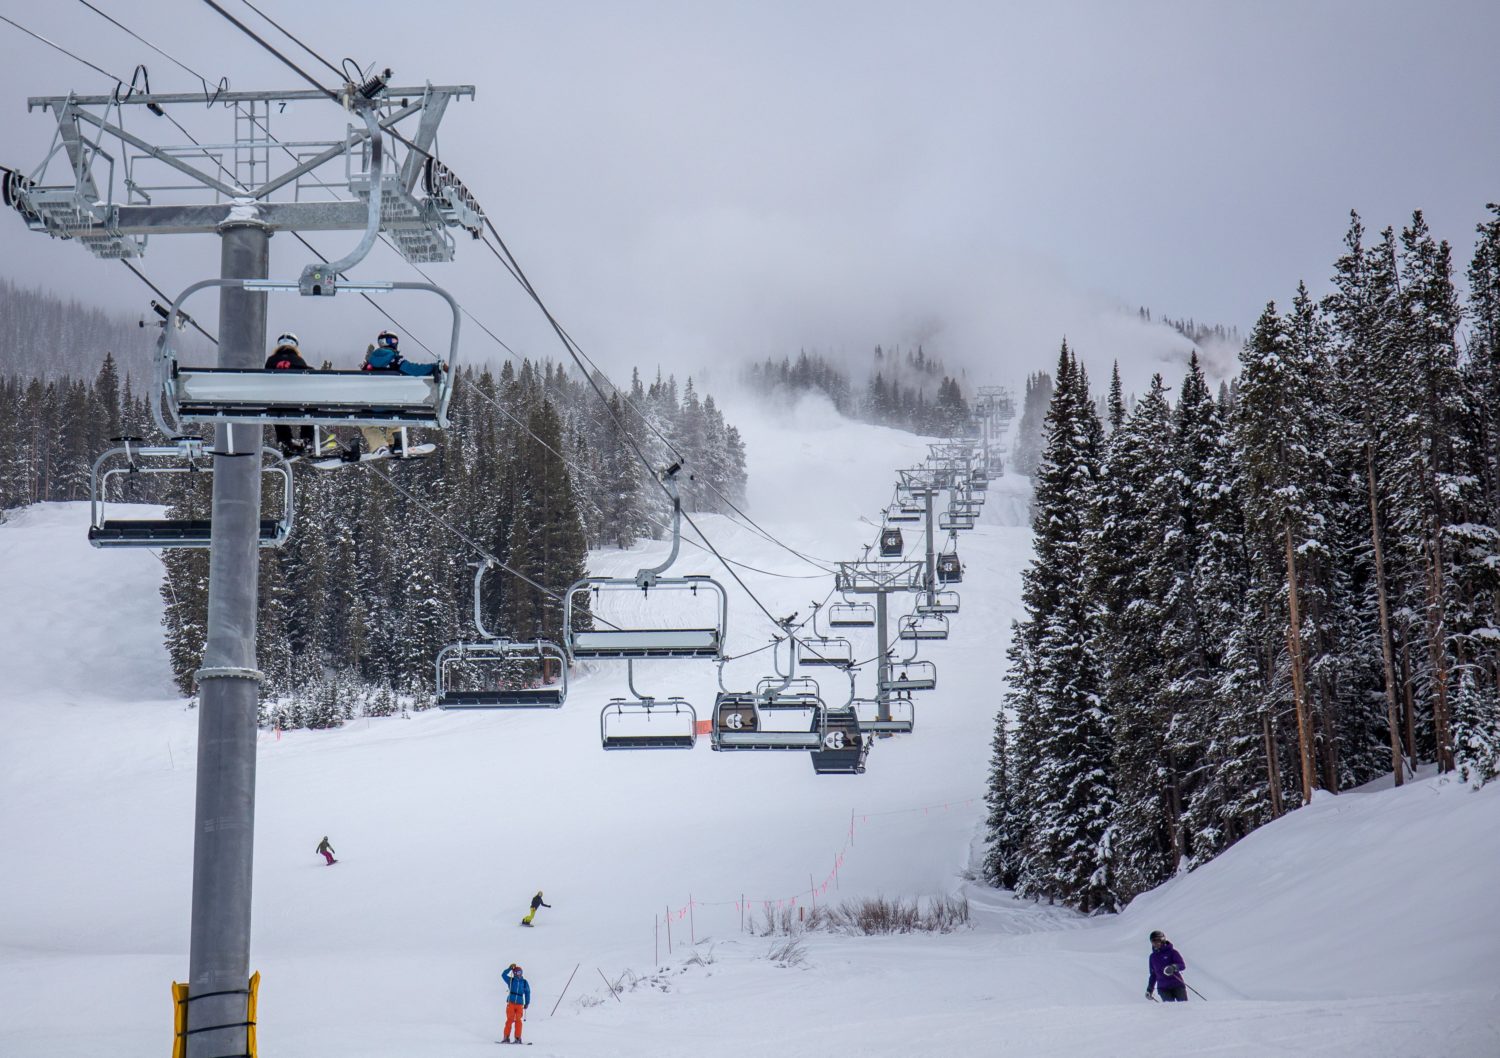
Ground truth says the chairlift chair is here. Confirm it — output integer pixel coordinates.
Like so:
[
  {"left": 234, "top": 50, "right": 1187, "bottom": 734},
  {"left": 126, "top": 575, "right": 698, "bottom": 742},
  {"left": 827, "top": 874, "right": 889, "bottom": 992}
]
[
  {"left": 828, "top": 601, "right": 876, "bottom": 628},
  {"left": 879, "top": 659, "right": 937, "bottom": 692},
  {"left": 886, "top": 505, "right": 922, "bottom": 524},
  {"left": 796, "top": 636, "right": 855, "bottom": 669},
  {"left": 810, "top": 706, "right": 870, "bottom": 774},
  {"left": 755, "top": 676, "right": 824, "bottom": 710},
  {"left": 898, "top": 613, "right": 950, "bottom": 641},
  {"left": 916, "top": 590, "right": 961, "bottom": 615},
  {"left": 435, "top": 640, "right": 568, "bottom": 709},
  {"left": 87, "top": 438, "right": 294, "bottom": 548},
  {"left": 565, "top": 575, "right": 727, "bottom": 660},
  {"left": 855, "top": 694, "right": 915, "bottom": 735},
  {"left": 711, "top": 692, "right": 825, "bottom": 751},
  {"left": 879, "top": 527, "right": 904, "bottom": 558},
  {"left": 565, "top": 468, "right": 728, "bottom": 661},
  {"left": 151, "top": 110, "right": 464, "bottom": 435},
  {"left": 599, "top": 697, "right": 698, "bottom": 749},
  {"left": 939, "top": 511, "right": 976, "bottom": 532}
]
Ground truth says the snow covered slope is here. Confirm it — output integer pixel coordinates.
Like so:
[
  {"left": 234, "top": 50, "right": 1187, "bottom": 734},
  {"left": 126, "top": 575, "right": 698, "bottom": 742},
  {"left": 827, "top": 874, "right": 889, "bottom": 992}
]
[{"left": 2, "top": 404, "right": 1498, "bottom": 1057}]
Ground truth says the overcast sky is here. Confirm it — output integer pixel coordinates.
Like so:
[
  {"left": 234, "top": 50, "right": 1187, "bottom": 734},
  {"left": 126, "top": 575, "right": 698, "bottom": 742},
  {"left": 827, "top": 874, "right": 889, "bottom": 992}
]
[{"left": 1, "top": 0, "right": 1497, "bottom": 393}]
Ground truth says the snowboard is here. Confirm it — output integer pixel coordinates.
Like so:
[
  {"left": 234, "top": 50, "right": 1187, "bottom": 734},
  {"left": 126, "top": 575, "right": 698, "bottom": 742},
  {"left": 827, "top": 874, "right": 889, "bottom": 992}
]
[{"left": 306, "top": 443, "right": 436, "bottom": 470}]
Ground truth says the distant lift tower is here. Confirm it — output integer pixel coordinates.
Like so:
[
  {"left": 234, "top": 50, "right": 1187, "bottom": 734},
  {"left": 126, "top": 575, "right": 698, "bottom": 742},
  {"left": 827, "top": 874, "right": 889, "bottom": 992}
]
[{"left": 5, "top": 75, "right": 474, "bottom": 1058}]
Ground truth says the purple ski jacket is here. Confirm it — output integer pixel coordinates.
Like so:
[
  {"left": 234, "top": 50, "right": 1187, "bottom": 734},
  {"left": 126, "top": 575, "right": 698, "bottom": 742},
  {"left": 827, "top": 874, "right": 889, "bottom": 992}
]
[{"left": 1148, "top": 944, "right": 1187, "bottom": 993}]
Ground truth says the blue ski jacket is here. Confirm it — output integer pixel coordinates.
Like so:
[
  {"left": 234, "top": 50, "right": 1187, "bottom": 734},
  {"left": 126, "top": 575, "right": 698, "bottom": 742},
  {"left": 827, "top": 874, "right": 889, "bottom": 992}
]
[
  {"left": 362, "top": 346, "right": 441, "bottom": 377},
  {"left": 502, "top": 967, "right": 530, "bottom": 1007}
]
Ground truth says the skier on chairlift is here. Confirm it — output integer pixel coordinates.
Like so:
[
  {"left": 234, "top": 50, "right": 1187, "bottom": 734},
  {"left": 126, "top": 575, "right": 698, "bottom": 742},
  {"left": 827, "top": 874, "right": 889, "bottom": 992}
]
[
  {"left": 264, "top": 332, "right": 316, "bottom": 457},
  {"left": 340, "top": 331, "right": 445, "bottom": 462}
]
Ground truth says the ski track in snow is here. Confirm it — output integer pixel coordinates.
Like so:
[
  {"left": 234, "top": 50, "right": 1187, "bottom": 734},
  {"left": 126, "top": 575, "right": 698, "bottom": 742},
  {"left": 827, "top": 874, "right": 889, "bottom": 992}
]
[{"left": 2, "top": 403, "right": 1499, "bottom": 1057}]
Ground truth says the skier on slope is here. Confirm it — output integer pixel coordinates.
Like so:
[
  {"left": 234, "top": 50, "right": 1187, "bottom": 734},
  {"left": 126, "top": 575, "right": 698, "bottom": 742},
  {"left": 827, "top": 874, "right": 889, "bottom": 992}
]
[
  {"left": 1145, "top": 930, "right": 1188, "bottom": 1001},
  {"left": 521, "top": 890, "right": 551, "bottom": 927},
  {"left": 501, "top": 963, "right": 530, "bottom": 1044},
  {"left": 315, "top": 836, "right": 337, "bottom": 866}
]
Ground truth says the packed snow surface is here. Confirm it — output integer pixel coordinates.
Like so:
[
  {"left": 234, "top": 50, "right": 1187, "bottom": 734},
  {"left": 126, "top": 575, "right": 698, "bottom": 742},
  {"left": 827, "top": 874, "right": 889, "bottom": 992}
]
[{"left": 2, "top": 401, "right": 1498, "bottom": 1057}]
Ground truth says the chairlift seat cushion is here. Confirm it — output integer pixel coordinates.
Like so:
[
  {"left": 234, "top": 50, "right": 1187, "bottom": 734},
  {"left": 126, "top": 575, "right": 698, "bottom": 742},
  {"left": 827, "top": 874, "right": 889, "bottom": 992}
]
[
  {"left": 714, "top": 731, "right": 824, "bottom": 750},
  {"left": 570, "top": 628, "right": 719, "bottom": 659},
  {"left": 602, "top": 733, "right": 697, "bottom": 750},
  {"left": 439, "top": 688, "right": 564, "bottom": 708},
  {"left": 174, "top": 368, "right": 438, "bottom": 425},
  {"left": 90, "top": 518, "right": 282, "bottom": 547}
]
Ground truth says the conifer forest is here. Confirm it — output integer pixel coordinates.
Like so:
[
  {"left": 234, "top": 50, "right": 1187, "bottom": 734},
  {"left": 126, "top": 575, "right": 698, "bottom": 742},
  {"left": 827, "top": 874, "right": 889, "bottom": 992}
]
[{"left": 985, "top": 207, "right": 1500, "bottom": 911}]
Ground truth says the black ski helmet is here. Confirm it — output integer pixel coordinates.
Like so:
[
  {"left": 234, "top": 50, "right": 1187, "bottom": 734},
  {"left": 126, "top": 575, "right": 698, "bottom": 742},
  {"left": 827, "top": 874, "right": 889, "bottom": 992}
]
[{"left": 1149, "top": 930, "right": 1166, "bottom": 943}]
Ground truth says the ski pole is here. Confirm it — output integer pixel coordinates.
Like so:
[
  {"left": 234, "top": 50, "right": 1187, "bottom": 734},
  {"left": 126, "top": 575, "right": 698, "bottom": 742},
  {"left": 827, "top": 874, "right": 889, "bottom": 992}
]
[{"left": 1182, "top": 978, "right": 1207, "bottom": 1001}]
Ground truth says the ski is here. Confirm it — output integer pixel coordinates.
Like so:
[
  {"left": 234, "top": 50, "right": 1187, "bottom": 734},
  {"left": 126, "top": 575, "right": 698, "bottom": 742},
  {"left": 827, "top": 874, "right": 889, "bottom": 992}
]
[{"left": 305, "top": 443, "right": 437, "bottom": 470}]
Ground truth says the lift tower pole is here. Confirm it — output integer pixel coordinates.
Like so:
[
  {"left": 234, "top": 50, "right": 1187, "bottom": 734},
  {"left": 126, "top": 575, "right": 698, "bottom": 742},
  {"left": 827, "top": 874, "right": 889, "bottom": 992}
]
[
  {"left": 186, "top": 221, "right": 269, "bottom": 1058},
  {"left": 9, "top": 80, "right": 475, "bottom": 1057}
]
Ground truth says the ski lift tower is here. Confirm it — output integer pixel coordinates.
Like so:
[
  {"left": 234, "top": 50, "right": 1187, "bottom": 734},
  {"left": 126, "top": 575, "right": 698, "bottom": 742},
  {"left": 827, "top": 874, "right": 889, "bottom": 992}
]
[
  {"left": 6, "top": 75, "right": 475, "bottom": 1058},
  {"left": 835, "top": 558, "right": 927, "bottom": 722},
  {"left": 974, "top": 385, "right": 1015, "bottom": 474},
  {"left": 898, "top": 464, "right": 956, "bottom": 608}
]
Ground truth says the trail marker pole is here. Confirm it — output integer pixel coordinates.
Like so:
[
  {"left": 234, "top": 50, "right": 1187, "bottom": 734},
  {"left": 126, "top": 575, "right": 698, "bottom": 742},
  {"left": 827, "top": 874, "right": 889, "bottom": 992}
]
[
  {"left": 596, "top": 967, "right": 620, "bottom": 1003},
  {"left": 549, "top": 963, "right": 580, "bottom": 1017},
  {"left": 666, "top": 904, "right": 672, "bottom": 955}
]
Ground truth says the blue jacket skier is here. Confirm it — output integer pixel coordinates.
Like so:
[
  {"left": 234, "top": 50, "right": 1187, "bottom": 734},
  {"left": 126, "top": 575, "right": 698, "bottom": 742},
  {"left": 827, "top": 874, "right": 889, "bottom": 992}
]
[
  {"left": 347, "top": 331, "right": 445, "bottom": 460},
  {"left": 502, "top": 963, "right": 531, "bottom": 1043}
]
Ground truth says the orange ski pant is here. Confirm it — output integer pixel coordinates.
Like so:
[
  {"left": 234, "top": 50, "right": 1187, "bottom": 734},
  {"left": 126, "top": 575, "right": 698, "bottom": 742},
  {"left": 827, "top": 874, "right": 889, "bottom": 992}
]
[{"left": 504, "top": 1002, "right": 525, "bottom": 1040}]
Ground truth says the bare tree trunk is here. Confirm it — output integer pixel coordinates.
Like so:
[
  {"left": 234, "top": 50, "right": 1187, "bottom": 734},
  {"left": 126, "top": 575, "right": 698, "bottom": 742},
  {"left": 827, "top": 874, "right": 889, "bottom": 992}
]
[
  {"left": 1284, "top": 525, "right": 1318, "bottom": 803},
  {"left": 1400, "top": 634, "right": 1418, "bottom": 761},
  {"left": 1367, "top": 445, "right": 1406, "bottom": 784},
  {"left": 1426, "top": 529, "right": 1454, "bottom": 772},
  {"left": 1262, "top": 711, "right": 1284, "bottom": 818}
]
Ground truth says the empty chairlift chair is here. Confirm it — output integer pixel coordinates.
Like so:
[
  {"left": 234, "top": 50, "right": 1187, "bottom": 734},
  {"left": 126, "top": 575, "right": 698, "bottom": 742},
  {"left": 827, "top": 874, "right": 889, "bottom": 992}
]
[
  {"left": 599, "top": 696, "right": 698, "bottom": 749},
  {"left": 435, "top": 640, "right": 568, "bottom": 709},
  {"left": 827, "top": 601, "right": 876, "bottom": 628},
  {"left": 755, "top": 676, "right": 824, "bottom": 710},
  {"left": 796, "top": 636, "right": 854, "bottom": 669},
  {"left": 565, "top": 467, "right": 728, "bottom": 661},
  {"left": 886, "top": 504, "right": 922, "bottom": 524},
  {"left": 87, "top": 438, "right": 294, "bottom": 549},
  {"left": 939, "top": 510, "right": 976, "bottom": 532},
  {"left": 566, "top": 574, "right": 726, "bottom": 660},
  {"left": 898, "top": 613, "right": 950, "bottom": 641},
  {"left": 855, "top": 694, "right": 915, "bottom": 735},
  {"left": 879, "top": 527, "right": 905, "bottom": 558}
]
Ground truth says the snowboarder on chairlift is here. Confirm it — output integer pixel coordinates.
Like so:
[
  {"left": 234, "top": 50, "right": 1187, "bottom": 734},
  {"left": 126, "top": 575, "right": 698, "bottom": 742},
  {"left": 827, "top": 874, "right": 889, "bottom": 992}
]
[
  {"left": 521, "top": 890, "right": 550, "bottom": 926},
  {"left": 264, "top": 332, "right": 315, "bottom": 457},
  {"left": 341, "top": 331, "right": 445, "bottom": 462},
  {"left": 315, "top": 835, "right": 336, "bottom": 866},
  {"left": 1146, "top": 930, "right": 1188, "bottom": 1001},
  {"left": 501, "top": 963, "right": 530, "bottom": 1043}
]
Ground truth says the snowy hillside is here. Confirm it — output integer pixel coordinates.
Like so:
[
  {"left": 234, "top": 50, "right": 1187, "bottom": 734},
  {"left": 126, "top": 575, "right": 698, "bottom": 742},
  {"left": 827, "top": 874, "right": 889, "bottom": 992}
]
[{"left": 2, "top": 403, "right": 1498, "bottom": 1057}]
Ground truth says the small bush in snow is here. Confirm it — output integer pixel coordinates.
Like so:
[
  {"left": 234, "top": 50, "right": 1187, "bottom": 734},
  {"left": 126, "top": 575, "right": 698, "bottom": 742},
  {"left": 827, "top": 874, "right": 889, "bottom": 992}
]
[{"left": 751, "top": 895, "right": 970, "bottom": 936}]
